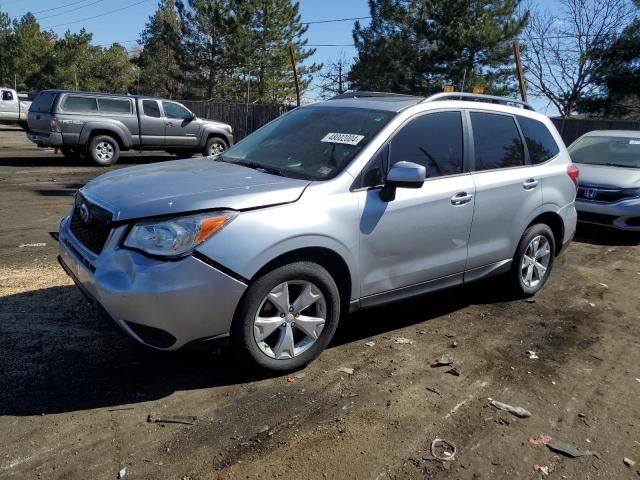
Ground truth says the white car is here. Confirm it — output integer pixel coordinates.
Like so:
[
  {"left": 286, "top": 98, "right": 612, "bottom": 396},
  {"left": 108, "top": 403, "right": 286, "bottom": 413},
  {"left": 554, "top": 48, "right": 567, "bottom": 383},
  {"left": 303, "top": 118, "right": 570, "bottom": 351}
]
[{"left": 0, "top": 88, "right": 31, "bottom": 128}]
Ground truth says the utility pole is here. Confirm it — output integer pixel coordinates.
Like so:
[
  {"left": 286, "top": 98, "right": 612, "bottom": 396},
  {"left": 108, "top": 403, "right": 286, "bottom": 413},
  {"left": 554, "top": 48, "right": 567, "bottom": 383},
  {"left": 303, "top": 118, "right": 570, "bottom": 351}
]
[
  {"left": 513, "top": 42, "right": 528, "bottom": 102},
  {"left": 288, "top": 44, "right": 301, "bottom": 107}
]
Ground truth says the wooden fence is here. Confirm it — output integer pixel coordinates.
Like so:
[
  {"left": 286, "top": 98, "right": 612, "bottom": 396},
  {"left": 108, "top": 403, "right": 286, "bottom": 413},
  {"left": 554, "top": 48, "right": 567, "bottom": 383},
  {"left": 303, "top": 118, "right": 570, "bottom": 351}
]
[
  {"left": 551, "top": 117, "right": 640, "bottom": 146},
  {"left": 181, "top": 101, "right": 291, "bottom": 141}
]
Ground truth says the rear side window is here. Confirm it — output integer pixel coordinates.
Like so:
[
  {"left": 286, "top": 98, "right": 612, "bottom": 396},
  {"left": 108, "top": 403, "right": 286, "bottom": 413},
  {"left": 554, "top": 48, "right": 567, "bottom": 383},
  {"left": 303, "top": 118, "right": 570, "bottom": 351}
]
[
  {"left": 143, "top": 100, "right": 161, "bottom": 118},
  {"left": 30, "top": 91, "right": 57, "bottom": 113},
  {"left": 2, "top": 90, "right": 14, "bottom": 101},
  {"left": 62, "top": 96, "right": 98, "bottom": 112},
  {"left": 389, "top": 111, "right": 464, "bottom": 178},
  {"left": 517, "top": 116, "right": 560, "bottom": 164},
  {"left": 471, "top": 112, "right": 524, "bottom": 171},
  {"left": 98, "top": 98, "right": 132, "bottom": 114}
]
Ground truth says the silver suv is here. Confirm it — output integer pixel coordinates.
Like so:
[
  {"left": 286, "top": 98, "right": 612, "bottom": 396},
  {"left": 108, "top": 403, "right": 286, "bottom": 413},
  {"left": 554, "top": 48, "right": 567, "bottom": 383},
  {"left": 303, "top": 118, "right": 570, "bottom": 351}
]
[{"left": 57, "top": 92, "right": 578, "bottom": 371}]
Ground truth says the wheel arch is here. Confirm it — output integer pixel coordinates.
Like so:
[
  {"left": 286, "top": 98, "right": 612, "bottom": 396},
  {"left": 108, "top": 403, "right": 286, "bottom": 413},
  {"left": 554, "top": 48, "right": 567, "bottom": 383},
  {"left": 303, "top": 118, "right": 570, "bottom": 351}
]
[
  {"left": 250, "top": 247, "right": 353, "bottom": 313},
  {"left": 527, "top": 211, "right": 565, "bottom": 256},
  {"left": 80, "top": 123, "right": 131, "bottom": 150}
]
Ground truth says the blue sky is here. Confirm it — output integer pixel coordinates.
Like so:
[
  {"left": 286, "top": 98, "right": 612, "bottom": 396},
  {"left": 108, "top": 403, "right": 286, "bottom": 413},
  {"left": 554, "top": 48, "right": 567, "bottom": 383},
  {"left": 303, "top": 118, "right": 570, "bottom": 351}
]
[{"left": 0, "top": 0, "right": 558, "bottom": 111}]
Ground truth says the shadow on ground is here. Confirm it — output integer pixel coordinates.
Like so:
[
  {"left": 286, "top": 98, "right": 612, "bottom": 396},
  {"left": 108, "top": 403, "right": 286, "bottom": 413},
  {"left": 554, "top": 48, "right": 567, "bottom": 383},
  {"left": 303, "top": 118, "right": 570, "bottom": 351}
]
[
  {"left": 0, "top": 153, "right": 179, "bottom": 168},
  {"left": 574, "top": 223, "right": 640, "bottom": 246},
  {"left": 0, "top": 276, "right": 514, "bottom": 417}
]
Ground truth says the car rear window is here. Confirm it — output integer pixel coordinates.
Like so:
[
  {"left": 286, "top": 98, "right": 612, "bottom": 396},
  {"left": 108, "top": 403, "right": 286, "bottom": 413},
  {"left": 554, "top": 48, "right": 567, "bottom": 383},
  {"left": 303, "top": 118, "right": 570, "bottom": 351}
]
[
  {"left": 98, "top": 98, "right": 132, "bottom": 114},
  {"left": 62, "top": 95, "right": 99, "bottom": 112},
  {"left": 471, "top": 112, "right": 524, "bottom": 171},
  {"left": 30, "top": 91, "right": 58, "bottom": 113},
  {"left": 517, "top": 116, "right": 560, "bottom": 164}
]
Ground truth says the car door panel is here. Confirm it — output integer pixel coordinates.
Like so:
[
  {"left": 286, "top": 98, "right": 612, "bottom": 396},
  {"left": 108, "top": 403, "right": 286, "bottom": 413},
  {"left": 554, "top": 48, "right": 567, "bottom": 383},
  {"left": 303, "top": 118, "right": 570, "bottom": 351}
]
[
  {"left": 162, "top": 101, "right": 200, "bottom": 147},
  {"left": 358, "top": 175, "right": 475, "bottom": 297},
  {"left": 138, "top": 99, "right": 165, "bottom": 147}
]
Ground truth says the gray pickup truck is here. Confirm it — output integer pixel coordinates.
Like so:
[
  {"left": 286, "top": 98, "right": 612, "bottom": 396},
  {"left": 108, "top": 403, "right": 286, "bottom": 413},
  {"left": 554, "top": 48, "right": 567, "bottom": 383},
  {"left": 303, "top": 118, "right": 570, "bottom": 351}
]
[{"left": 26, "top": 90, "right": 233, "bottom": 166}]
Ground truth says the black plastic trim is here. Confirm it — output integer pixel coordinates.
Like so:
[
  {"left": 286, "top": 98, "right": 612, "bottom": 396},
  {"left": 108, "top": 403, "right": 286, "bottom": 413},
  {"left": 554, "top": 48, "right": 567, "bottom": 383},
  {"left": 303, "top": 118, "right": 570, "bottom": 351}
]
[{"left": 192, "top": 251, "right": 249, "bottom": 285}]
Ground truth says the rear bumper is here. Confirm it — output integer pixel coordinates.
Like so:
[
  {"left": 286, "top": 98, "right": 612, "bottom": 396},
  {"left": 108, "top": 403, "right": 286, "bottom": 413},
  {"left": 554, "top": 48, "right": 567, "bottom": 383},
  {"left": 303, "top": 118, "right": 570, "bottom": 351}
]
[
  {"left": 58, "top": 216, "right": 247, "bottom": 350},
  {"left": 576, "top": 198, "right": 640, "bottom": 231},
  {"left": 26, "top": 131, "right": 63, "bottom": 148}
]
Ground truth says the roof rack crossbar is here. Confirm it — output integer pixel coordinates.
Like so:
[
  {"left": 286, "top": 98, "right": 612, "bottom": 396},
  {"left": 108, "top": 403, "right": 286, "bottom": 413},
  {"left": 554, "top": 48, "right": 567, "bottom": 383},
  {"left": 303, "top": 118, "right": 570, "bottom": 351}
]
[{"left": 422, "top": 92, "right": 535, "bottom": 111}]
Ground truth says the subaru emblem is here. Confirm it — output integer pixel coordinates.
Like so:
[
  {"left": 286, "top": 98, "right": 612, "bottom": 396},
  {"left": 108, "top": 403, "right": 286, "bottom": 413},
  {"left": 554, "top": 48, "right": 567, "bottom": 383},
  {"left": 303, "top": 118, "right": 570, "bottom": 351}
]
[{"left": 80, "top": 203, "right": 90, "bottom": 223}]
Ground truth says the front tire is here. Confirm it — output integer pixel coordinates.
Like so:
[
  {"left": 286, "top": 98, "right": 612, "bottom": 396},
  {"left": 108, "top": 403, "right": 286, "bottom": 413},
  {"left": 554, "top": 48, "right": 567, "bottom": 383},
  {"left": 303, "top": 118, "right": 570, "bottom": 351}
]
[
  {"left": 231, "top": 262, "right": 341, "bottom": 372},
  {"left": 89, "top": 135, "right": 120, "bottom": 166},
  {"left": 509, "top": 224, "right": 555, "bottom": 297},
  {"left": 203, "top": 137, "right": 227, "bottom": 157}
]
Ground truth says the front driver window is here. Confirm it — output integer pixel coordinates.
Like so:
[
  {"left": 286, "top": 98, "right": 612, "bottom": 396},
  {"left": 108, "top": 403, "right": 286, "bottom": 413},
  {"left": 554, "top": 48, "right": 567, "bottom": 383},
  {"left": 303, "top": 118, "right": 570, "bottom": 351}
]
[
  {"left": 162, "top": 102, "right": 191, "bottom": 120},
  {"left": 389, "top": 111, "right": 464, "bottom": 178}
]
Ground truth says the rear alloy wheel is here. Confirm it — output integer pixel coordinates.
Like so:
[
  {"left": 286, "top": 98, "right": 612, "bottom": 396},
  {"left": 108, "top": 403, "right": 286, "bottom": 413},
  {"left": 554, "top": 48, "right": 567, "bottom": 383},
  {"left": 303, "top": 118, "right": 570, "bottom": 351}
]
[
  {"left": 232, "top": 262, "right": 341, "bottom": 372},
  {"left": 89, "top": 135, "right": 120, "bottom": 166},
  {"left": 510, "top": 224, "right": 556, "bottom": 297},
  {"left": 204, "top": 137, "right": 227, "bottom": 157}
]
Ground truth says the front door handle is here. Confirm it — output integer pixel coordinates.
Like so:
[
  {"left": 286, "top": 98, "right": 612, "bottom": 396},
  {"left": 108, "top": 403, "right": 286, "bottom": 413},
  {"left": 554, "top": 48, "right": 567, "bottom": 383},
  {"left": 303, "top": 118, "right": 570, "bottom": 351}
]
[
  {"left": 523, "top": 178, "right": 539, "bottom": 190},
  {"left": 165, "top": 121, "right": 173, "bottom": 127},
  {"left": 451, "top": 192, "right": 473, "bottom": 205}
]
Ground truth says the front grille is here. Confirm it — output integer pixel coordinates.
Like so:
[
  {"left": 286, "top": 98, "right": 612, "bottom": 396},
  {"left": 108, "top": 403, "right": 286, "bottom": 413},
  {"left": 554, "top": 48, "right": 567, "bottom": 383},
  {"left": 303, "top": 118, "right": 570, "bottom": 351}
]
[
  {"left": 577, "top": 185, "right": 626, "bottom": 203},
  {"left": 577, "top": 212, "right": 617, "bottom": 225},
  {"left": 69, "top": 196, "right": 113, "bottom": 254}
]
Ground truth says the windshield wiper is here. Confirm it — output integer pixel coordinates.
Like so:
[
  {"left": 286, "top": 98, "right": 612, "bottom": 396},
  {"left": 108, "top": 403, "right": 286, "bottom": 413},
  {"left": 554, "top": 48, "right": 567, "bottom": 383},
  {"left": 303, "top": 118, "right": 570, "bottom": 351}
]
[
  {"left": 233, "top": 160, "right": 287, "bottom": 177},
  {"left": 605, "top": 162, "right": 638, "bottom": 168}
]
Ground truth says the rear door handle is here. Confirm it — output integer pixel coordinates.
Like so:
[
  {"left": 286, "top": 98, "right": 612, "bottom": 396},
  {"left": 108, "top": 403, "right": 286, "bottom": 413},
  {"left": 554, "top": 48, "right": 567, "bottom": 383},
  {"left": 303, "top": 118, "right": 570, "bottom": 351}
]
[
  {"left": 523, "top": 178, "right": 539, "bottom": 190},
  {"left": 451, "top": 192, "right": 473, "bottom": 205}
]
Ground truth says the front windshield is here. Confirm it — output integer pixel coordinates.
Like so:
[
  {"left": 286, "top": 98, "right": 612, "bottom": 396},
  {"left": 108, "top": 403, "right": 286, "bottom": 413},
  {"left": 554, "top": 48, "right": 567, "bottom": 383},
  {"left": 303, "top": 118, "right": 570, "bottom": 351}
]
[
  {"left": 220, "top": 106, "right": 396, "bottom": 180},
  {"left": 569, "top": 135, "right": 640, "bottom": 169}
]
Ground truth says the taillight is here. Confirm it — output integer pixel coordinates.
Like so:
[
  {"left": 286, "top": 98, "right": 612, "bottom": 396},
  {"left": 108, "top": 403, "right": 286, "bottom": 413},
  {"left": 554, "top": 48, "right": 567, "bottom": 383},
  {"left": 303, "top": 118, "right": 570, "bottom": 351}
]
[
  {"left": 567, "top": 164, "right": 579, "bottom": 189},
  {"left": 50, "top": 118, "right": 62, "bottom": 133}
]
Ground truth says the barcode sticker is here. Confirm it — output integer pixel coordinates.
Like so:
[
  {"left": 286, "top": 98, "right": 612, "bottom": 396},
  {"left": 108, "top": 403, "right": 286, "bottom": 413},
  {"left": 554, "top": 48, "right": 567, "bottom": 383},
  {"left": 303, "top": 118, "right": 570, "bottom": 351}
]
[{"left": 321, "top": 132, "right": 365, "bottom": 146}]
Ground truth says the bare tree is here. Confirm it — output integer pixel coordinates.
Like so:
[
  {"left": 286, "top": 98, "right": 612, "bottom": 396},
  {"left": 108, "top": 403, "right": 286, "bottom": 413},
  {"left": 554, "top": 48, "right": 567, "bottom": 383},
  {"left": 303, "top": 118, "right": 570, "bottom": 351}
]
[
  {"left": 522, "top": 0, "right": 636, "bottom": 116},
  {"left": 317, "top": 52, "right": 351, "bottom": 99}
]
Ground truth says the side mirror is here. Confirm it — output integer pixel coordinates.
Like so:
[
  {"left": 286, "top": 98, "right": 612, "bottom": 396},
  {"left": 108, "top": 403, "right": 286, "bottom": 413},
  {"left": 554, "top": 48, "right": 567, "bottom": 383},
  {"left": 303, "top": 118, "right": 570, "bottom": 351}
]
[
  {"left": 189, "top": 112, "right": 196, "bottom": 121},
  {"left": 380, "top": 161, "right": 426, "bottom": 202}
]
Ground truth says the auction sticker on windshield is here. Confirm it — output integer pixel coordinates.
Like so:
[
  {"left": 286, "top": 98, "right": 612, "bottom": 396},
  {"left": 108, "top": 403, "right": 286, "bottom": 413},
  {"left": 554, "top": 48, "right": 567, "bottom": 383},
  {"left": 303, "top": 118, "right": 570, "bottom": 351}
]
[{"left": 321, "top": 132, "right": 365, "bottom": 146}]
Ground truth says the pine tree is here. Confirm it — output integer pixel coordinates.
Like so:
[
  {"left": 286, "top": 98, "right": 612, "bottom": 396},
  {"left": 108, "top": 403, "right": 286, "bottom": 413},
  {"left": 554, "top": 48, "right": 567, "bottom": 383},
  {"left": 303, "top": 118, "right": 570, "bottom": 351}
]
[
  {"left": 239, "top": 0, "right": 320, "bottom": 104},
  {"left": 137, "top": 0, "right": 182, "bottom": 98},
  {"left": 349, "top": 0, "right": 528, "bottom": 96},
  {"left": 0, "top": 10, "right": 13, "bottom": 86},
  {"left": 11, "top": 13, "right": 56, "bottom": 91}
]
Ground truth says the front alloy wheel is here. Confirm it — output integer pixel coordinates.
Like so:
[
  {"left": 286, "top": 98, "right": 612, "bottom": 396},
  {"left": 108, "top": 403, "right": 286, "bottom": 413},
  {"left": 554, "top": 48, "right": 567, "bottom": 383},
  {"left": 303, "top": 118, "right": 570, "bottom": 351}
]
[{"left": 233, "top": 262, "right": 341, "bottom": 371}]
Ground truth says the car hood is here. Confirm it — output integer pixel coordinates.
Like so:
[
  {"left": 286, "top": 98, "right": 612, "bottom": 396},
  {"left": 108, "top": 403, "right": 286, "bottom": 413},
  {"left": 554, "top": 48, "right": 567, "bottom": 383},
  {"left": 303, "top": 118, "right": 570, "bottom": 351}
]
[
  {"left": 80, "top": 158, "right": 311, "bottom": 221},
  {"left": 576, "top": 163, "right": 640, "bottom": 189}
]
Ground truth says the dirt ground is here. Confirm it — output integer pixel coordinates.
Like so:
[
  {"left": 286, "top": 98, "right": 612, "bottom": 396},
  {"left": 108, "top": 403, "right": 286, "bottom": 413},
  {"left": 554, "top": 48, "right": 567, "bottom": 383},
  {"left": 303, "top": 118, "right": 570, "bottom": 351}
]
[{"left": 1, "top": 124, "right": 639, "bottom": 480}]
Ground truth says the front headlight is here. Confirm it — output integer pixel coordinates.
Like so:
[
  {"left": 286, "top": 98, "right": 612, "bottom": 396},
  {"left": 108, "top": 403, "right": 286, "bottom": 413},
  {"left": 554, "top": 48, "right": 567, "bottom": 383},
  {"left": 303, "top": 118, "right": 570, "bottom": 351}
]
[{"left": 123, "top": 211, "right": 237, "bottom": 257}]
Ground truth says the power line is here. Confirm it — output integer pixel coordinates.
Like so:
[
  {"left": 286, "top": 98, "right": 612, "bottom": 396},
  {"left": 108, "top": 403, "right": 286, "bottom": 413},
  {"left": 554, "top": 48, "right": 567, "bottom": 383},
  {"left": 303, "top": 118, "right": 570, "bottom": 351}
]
[
  {"left": 43, "top": 0, "right": 152, "bottom": 28},
  {"left": 22, "top": 0, "right": 99, "bottom": 15},
  {"left": 37, "top": 0, "right": 106, "bottom": 21},
  {"left": 302, "top": 16, "right": 371, "bottom": 25}
]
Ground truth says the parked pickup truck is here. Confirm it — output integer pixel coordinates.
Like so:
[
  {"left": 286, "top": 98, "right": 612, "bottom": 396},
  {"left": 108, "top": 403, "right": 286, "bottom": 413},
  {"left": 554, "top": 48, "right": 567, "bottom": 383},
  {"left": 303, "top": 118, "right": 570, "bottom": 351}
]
[
  {"left": 0, "top": 88, "right": 31, "bottom": 129},
  {"left": 26, "top": 90, "right": 233, "bottom": 166}
]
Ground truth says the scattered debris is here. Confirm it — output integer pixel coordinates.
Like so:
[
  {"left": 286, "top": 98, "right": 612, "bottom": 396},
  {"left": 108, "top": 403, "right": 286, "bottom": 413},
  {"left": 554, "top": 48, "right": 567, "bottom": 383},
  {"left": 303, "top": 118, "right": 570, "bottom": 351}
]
[
  {"left": 338, "top": 367, "right": 354, "bottom": 375},
  {"left": 147, "top": 415, "right": 196, "bottom": 426},
  {"left": 394, "top": 337, "right": 413, "bottom": 345},
  {"left": 624, "top": 457, "right": 636, "bottom": 467},
  {"left": 364, "top": 341, "right": 375, "bottom": 347},
  {"left": 431, "top": 354, "right": 454, "bottom": 367},
  {"left": 526, "top": 350, "right": 539, "bottom": 360},
  {"left": 426, "top": 387, "right": 441, "bottom": 395},
  {"left": 490, "top": 400, "right": 531, "bottom": 418},
  {"left": 451, "top": 341, "right": 458, "bottom": 348},
  {"left": 523, "top": 298, "right": 536, "bottom": 303},
  {"left": 294, "top": 372, "right": 306, "bottom": 379},
  {"left": 599, "top": 282, "right": 608, "bottom": 288},
  {"left": 446, "top": 367, "right": 461, "bottom": 377},
  {"left": 529, "top": 434, "right": 552, "bottom": 446},
  {"left": 417, "top": 329, "right": 428, "bottom": 335},
  {"left": 429, "top": 438, "right": 457, "bottom": 462},
  {"left": 546, "top": 438, "right": 600, "bottom": 458},
  {"left": 445, "top": 333, "right": 456, "bottom": 338},
  {"left": 533, "top": 464, "right": 549, "bottom": 476},
  {"left": 587, "top": 302, "right": 596, "bottom": 307},
  {"left": 635, "top": 378, "right": 640, "bottom": 383},
  {"left": 287, "top": 376, "right": 295, "bottom": 383},
  {"left": 117, "top": 467, "right": 127, "bottom": 479},
  {"left": 18, "top": 242, "right": 46, "bottom": 248},
  {"left": 257, "top": 425, "right": 270, "bottom": 434}
]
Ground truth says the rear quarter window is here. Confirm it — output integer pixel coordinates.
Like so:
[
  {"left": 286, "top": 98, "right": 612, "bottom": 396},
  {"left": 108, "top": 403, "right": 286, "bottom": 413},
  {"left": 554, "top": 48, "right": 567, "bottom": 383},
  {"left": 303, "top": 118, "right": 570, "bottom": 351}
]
[
  {"left": 98, "top": 98, "right": 132, "bottom": 114},
  {"left": 30, "top": 91, "right": 58, "bottom": 113},
  {"left": 62, "top": 95, "right": 98, "bottom": 113},
  {"left": 517, "top": 116, "right": 560, "bottom": 164}
]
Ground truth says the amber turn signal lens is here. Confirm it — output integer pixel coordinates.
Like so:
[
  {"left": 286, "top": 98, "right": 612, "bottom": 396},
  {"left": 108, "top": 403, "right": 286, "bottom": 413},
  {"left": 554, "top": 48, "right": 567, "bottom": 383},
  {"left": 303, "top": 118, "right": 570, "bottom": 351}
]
[{"left": 197, "top": 216, "right": 230, "bottom": 243}]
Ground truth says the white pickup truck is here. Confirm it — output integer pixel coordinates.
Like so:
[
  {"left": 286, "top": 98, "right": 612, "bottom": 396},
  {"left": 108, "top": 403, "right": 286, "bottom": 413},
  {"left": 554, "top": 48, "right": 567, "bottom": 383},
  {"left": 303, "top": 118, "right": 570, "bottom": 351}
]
[{"left": 0, "top": 88, "right": 31, "bottom": 129}]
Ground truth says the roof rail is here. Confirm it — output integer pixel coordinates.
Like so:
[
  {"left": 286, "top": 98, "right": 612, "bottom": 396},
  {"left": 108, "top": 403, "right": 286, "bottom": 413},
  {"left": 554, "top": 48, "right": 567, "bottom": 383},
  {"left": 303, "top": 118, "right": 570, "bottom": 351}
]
[
  {"left": 330, "top": 91, "right": 421, "bottom": 100},
  {"left": 423, "top": 92, "right": 535, "bottom": 111}
]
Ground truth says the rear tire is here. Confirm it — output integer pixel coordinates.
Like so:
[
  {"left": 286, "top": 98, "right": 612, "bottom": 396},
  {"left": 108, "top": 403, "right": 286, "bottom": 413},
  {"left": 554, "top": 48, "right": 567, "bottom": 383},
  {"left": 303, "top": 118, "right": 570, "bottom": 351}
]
[
  {"left": 89, "top": 135, "right": 120, "bottom": 166},
  {"left": 203, "top": 137, "right": 227, "bottom": 157},
  {"left": 231, "top": 262, "right": 341, "bottom": 372},
  {"left": 509, "top": 224, "right": 556, "bottom": 297}
]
